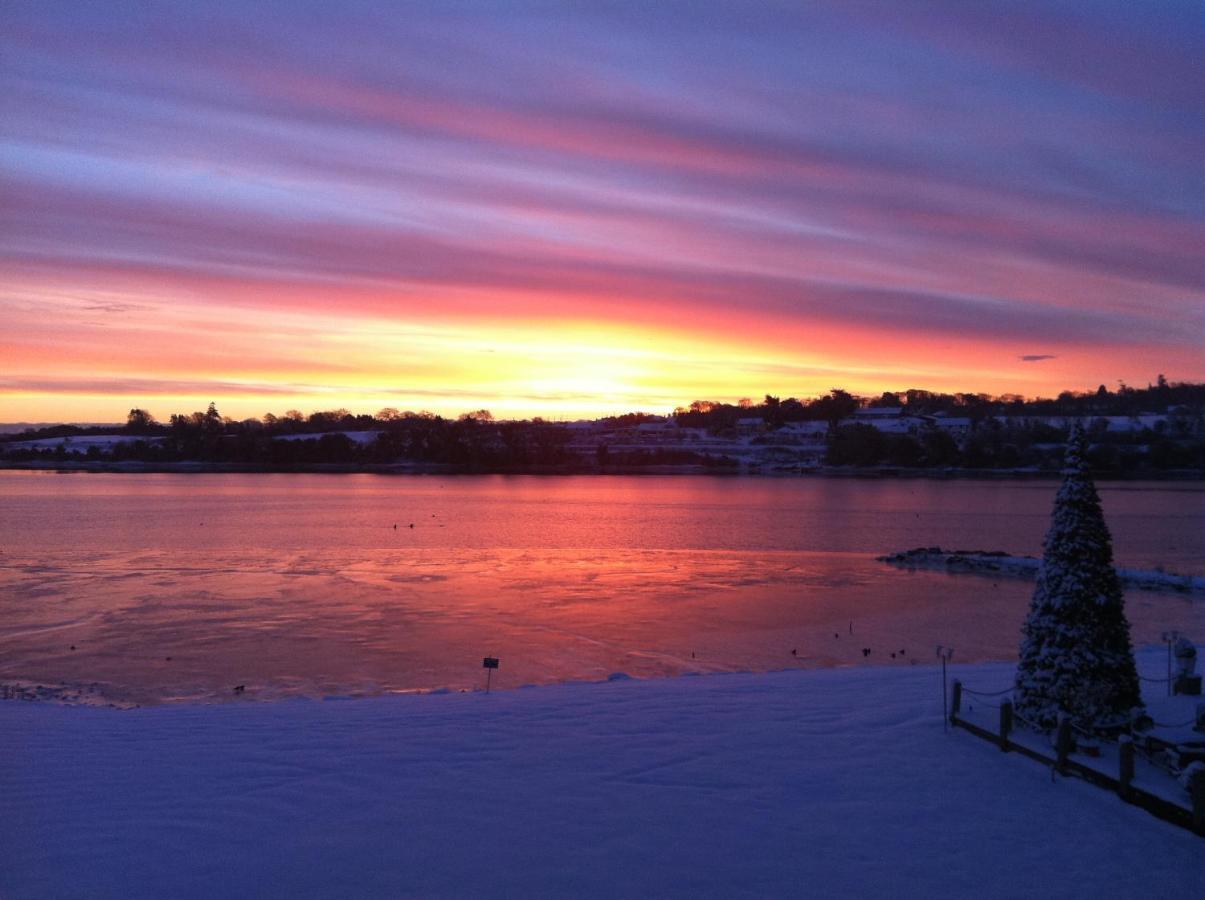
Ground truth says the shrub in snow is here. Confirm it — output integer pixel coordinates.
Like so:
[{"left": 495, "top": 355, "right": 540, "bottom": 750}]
[{"left": 1014, "top": 424, "right": 1142, "bottom": 732}]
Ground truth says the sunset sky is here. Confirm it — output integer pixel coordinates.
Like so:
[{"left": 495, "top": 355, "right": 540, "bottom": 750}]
[{"left": 2, "top": 1, "right": 1203, "bottom": 422}]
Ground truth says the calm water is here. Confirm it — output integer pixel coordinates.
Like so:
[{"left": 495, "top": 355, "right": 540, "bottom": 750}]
[{"left": 1, "top": 472, "right": 1202, "bottom": 704}]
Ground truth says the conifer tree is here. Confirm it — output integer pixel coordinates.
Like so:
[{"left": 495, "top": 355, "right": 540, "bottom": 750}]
[{"left": 1014, "top": 424, "right": 1142, "bottom": 730}]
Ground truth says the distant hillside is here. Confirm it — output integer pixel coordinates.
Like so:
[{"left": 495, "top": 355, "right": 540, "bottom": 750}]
[{"left": 0, "top": 422, "right": 121, "bottom": 434}]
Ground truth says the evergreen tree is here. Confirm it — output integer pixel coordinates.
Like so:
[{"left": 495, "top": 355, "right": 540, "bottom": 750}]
[{"left": 1014, "top": 424, "right": 1142, "bottom": 730}]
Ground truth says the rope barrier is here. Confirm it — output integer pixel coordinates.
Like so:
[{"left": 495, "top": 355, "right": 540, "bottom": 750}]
[
  {"left": 961, "top": 685, "right": 1015, "bottom": 697},
  {"left": 1151, "top": 717, "right": 1198, "bottom": 729},
  {"left": 1012, "top": 712, "right": 1049, "bottom": 735},
  {"left": 961, "top": 686, "right": 1199, "bottom": 743},
  {"left": 1133, "top": 743, "right": 1178, "bottom": 777},
  {"left": 1069, "top": 720, "right": 1101, "bottom": 739},
  {"left": 1137, "top": 674, "right": 1172, "bottom": 683}
]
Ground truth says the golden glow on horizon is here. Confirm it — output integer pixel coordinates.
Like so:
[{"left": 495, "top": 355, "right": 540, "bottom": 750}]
[
  {"left": 4, "top": 6, "right": 1203, "bottom": 425},
  {"left": 1, "top": 273, "right": 1199, "bottom": 424}
]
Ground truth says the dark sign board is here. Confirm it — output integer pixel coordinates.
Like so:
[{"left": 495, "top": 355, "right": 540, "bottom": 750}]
[{"left": 482, "top": 657, "right": 499, "bottom": 669}]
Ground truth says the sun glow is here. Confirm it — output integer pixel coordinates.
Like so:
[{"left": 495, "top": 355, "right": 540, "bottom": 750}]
[
  {"left": 3, "top": 276, "right": 1178, "bottom": 423},
  {"left": 3, "top": 0, "right": 1203, "bottom": 423}
]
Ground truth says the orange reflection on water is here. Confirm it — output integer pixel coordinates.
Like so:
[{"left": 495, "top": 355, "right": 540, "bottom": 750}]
[{"left": 0, "top": 473, "right": 1201, "bottom": 704}]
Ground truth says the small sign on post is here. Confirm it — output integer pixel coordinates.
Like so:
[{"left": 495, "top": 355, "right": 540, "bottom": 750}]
[{"left": 483, "top": 656, "right": 499, "bottom": 693}]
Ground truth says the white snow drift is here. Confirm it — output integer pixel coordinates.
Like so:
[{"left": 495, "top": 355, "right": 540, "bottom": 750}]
[{"left": 3, "top": 653, "right": 1202, "bottom": 899}]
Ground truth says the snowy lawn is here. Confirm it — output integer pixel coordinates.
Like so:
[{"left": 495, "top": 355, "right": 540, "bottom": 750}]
[{"left": 4, "top": 661, "right": 1203, "bottom": 899}]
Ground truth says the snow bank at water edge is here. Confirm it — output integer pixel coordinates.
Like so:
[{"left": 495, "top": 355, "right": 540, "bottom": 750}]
[
  {"left": 3, "top": 654, "right": 1202, "bottom": 899},
  {"left": 879, "top": 547, "right": 1205, "bottom": 594}
]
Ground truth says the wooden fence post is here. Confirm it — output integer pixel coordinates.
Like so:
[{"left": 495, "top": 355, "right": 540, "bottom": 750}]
[
  {"left": 1118, "top": 736, "right": 1134, "bottom": 801},
  {"left": 950, "top": 680, "right": 962, "bottom": 725},
  {"left": 1191, "top": 767, "right": 1205, "bottom": 836},
  {"left": 999, "top": 701, "right": 1013, "bottom": 751},
  {"left": 1056, "top": 714, "right": 1072, "bottom": 774}
]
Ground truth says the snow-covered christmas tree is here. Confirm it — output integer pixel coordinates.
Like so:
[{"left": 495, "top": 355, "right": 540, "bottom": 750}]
[{"left": 1014, "top": 424, "right": 1142, "bottom": 731}]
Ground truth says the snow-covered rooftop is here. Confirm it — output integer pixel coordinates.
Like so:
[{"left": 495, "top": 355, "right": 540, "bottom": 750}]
[
  {"left": 853, "top": 406, "right": 903, "bottom": 418},
  {"left": 4, "top": 434, "right": 163, "bottom": 451},
  {"left": 274, "top": 430, "right": 383, "bottom": 445}
]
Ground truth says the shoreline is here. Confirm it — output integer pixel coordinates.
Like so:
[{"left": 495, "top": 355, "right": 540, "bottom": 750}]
[
  {"left": 6, "top": 636, "right": 1199, "bottom": 709},
  {"left": 0, "top": 659, "right": 929, "bottom": 710},
  {"left": 2, "top": 459, "right": 1201, "bottom": 480}
]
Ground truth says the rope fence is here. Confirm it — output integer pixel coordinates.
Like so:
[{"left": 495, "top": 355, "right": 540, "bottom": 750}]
[
  {"left": 961, "top": 685, "right": 1015, "bottom": 697},
  {"left": 959, "top": 684, "right": 1015, "bottom": 711},
  {"left": 946, "top": 677, "right": 1205, "bottom": 836},
  {"left": 1013, "top": 710, "right": 1043, "bottom": 733},
  {"left": 958, "top": 681, "right": 1199, "bottom": 732},
  {"left": 969, "top": 703, "right": 1196, "bottom": 736},
  {"left": 1151, "top": 717, "right": 1199, "bottom": 730},
  {"left": 1133, "top": 742, "right": 1179, "bottom": 778},
  {"left": 1069, "top": 719, "right": 1098, "bottom": 740}
]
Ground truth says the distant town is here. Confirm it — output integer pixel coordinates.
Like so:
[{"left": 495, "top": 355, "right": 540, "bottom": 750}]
[{"left": 3, "top": 378, "right": 1203, "bottom": 476}]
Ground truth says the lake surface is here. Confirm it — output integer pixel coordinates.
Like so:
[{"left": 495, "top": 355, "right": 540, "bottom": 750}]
[{"left": 1, "top": 472, "right": 1202, "bottom": 704}]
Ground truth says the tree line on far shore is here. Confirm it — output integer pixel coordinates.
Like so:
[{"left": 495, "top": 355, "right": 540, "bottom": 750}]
[
  {"left": 2, "top": 377, "right": 1203, "bottom": 473},
  {"left": 671, "top": 375, "right": 1203, "bottom": 430}
]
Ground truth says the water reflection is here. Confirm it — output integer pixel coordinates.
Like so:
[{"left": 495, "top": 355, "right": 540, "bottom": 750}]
[{"left": 0, "top": 473, "right": 1201, "bottom": 704}]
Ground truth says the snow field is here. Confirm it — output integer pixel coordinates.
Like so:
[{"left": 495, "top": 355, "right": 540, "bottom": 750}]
[
  {"left": 4, "top": 434, "right": 163, "bottom": 451},
  {"left": 4, "top": 657, "right": 1203, "bottom": 899}
]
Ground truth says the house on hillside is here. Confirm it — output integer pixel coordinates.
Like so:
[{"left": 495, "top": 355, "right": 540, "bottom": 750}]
[
  {"left": 868, "top": 416, "right": 928, "bottom": 435},
  {"left": 852, "top": 407, "right": 904, "bottom": 422},
  {"left": 773, "top": 421, "right": 830, "bottom": 443},
  {"left": 754, "top": 421, "right": 829, "bottom": 450},
  {"left": 921, "top": 413, "right": 973, "bottom": 439},
  {"left": 848, "top": 407, "right": 927, "bottom": 435},
  {"left": 1091, "top": 414, "right": 1171, "bottom": 434},
  {"left": 735, "top": 417, "right": 766, "bottom": 437}
]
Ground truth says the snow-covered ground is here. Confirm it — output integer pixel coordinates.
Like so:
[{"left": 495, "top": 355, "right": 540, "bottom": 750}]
[
  {"left": 4, "top": 653, "right": 1202, "bottom": 899},
  {"left": 3, "top": 434, "right": 163, "bottom": 451},
  {"left": 3, "top": 430, "right": 385, "bottom": 454},
  {"left": 274, "top": 430, "right": 383, "bottom": 445}
]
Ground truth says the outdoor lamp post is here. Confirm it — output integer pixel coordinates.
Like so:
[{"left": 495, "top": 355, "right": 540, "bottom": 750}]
[
  {"left": 1162, "top": 631, "right": 1180, "bottom": 697},
  {"left": 937, "top": 645, "right": 955, "bottom": 731}
]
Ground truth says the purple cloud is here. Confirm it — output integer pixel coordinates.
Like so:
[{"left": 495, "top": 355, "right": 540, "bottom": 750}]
[{"left": 1, "top": 0, "right": 1203, "bottom": 404}]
